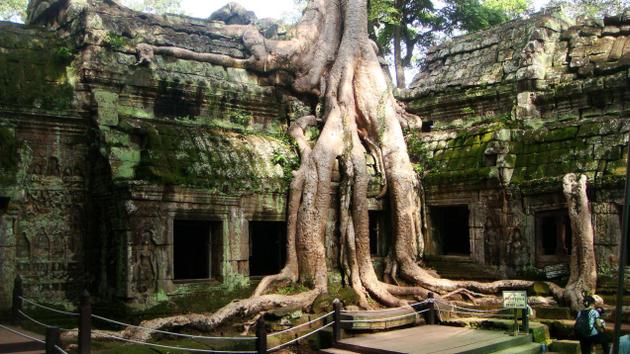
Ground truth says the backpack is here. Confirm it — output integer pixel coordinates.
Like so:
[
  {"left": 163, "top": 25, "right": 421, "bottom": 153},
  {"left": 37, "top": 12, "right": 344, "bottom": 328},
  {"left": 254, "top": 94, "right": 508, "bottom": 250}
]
[{"left": 574, "top": 309, "right": 594, "bottom": 338}]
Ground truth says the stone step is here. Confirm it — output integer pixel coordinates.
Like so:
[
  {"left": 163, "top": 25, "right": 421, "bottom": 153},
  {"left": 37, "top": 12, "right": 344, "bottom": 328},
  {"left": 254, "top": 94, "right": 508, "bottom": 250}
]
[
  {"left": 549, "top": 339, "right": 580, "bottom": 354},
  {"left": 424, "top": 256, "right": 503, "bottom": 281},
  {"left": 490, "top": 342, "right": 542, "bottom": 354},
  {"left": 533, "top": 306, "right": 572, "bottom": 320}
]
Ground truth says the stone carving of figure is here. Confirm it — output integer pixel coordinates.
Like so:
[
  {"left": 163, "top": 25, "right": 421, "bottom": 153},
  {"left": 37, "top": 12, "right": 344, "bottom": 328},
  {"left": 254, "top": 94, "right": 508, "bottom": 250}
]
[
  {"left": 16, "top": 232, "right": 31, "bottom": 258},
  {"left": 32, "top": 230, "right": 50, "bottom": 259},
  {"left": 135, "top": 239, "right": 156, "bottom": 294},
  {"left": 46, "top": 156, "right": 60, "bottom": 177}
]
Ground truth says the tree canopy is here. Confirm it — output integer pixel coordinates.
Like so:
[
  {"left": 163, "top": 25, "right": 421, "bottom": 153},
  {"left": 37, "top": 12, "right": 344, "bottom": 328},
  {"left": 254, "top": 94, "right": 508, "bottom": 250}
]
[
  {"left": 0, "top": 0, "right": 27, "bottom": 21},
  {"left": 0, "top": 0, "right": 182, "bottom": 21},
  {"left": 122, "top": 0, "right": 183, "bottom": 15},
  {"left": 546, "top": 0, "right": 625, "bottom": 17},
  {"left": 369, "top": 0, "right": 532, "bottom": 88}
]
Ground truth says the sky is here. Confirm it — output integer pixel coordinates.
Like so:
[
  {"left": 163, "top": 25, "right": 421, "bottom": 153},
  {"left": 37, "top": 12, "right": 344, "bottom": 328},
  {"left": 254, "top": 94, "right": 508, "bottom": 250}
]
[
  {"left": 180, "top": 0, "right": 302, "bottom": 20},
  {"left": 181, "top": 0, "right": 551, "bottom": 20}
]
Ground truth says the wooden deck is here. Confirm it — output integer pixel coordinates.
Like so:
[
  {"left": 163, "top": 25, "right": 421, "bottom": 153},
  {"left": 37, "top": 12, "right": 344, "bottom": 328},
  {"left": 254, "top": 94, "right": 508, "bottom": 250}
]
[
  {"left": 326, "top": 325, "right": 539, "bottom": 354},
  {"left": 0, "top": 324, "right": 44, "bottom": 354}
]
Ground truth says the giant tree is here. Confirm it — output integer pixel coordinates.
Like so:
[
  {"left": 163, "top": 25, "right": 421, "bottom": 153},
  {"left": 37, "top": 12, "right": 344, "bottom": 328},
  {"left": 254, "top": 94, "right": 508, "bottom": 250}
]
[{"left": 124, "top": 0, "right": 558, "bottom": 339}]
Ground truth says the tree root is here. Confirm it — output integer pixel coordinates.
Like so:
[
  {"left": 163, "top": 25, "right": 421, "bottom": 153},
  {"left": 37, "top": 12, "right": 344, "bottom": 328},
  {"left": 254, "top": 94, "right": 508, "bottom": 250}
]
[{"left": 123, "top": 290, "right": 321, "bottom": 342}]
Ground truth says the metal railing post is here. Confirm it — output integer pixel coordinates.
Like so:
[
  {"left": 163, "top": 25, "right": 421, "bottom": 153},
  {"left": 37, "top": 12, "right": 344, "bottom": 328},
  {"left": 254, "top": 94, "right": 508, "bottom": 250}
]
[
  {"left": 522, "top": 307, "right": 529, "bottom": 333},
  {"left": 332, "top": 298, "right": 341, "bottom": 344},
  {"left": 12, "top": 275, "right": 23, "bottom": 325},
  {"left": 78, "top": 290, "right": 91, "bottom": 354},
  {"left": 45, "top": 326, "right": 61, "bottom": 354},
  {"left": 428, "top": 292, "right": 436, "bottom": 325},
  {"left": 256, "top": 316, "right": 267, "bottom": 354}
]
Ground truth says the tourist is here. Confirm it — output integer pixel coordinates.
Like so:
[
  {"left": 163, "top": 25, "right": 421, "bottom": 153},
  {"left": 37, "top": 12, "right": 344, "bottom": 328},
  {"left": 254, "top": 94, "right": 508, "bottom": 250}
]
[{"left": 575, "top": 296, "right": 610, "bottom": 354}]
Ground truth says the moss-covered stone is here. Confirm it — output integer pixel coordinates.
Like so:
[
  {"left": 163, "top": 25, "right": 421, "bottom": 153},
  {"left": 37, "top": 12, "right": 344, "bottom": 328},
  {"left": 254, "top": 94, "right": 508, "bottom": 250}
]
[
  {"left": 109, "top": 121, "right": 297, "bottom": 193},
  {"left": 0, "top": 24, "right": 76, "bottom": 112}
]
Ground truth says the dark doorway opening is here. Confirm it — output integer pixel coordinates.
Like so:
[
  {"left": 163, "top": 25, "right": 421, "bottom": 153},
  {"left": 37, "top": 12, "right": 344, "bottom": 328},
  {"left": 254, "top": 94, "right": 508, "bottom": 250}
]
[
  {"left": 369, "top": 211, "right": 389, "bottom": 257},
  {"left": 421, "top": 121, "right": 434, "bottom": 133},
  {"left": 173, "top": 220, "right": 222, "bottom": 280},
  {"left": 249, "top": 221, "right": 286, "bottom": 276},
  {"left": 536, "top": 210, "right": 572, "bottom": 264},
  {"left": 0, "top": 197, "right": 9, "bottom": 213},
  {"left": 430, "top": 205, "right": 470, "bottom": 255}
]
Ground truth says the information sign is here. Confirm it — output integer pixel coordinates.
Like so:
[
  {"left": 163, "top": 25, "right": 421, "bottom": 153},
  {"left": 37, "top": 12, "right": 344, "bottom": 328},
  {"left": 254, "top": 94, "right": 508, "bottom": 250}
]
[{"left": 502, "top": 290, "right": 528, "bottom": 309}]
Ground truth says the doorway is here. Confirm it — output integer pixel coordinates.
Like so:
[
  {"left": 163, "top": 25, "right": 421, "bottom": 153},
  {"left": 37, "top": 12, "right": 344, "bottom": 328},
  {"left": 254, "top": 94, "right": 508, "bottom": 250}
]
[
  {"left": 249, "top": 221, "right": 286, "bottom": 276},
  {"left": 173, "top": 220, "right": 222, "bottom": 280},
  {"left": 430, "top": 205, "right": 470, "bottom": 256}
]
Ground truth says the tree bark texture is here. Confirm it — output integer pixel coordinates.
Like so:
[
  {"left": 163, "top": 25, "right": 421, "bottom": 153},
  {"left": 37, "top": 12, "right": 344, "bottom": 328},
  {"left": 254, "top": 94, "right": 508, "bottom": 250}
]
[{"left": 562, "top": 173, "right": 597, "bottom": 311}]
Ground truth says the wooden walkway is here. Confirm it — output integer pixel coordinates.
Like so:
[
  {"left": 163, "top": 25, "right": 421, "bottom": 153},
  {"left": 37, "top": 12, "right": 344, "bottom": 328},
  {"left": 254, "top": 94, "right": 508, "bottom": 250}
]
[
  {"left": 327, "top": 325, "right": 539, "bottom": 354},
  {"left": 0, "top": 324, "right": 45, "bottom": 354}
]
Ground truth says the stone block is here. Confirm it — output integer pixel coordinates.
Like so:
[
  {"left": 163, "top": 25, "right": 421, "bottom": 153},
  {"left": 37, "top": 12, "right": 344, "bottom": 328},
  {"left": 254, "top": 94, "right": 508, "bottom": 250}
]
[
  {"left": 569, "top": 56, "right": 588, "bottom": 68},
  {"left": 578, "top": 62, "right": 595, "bottom": 76},
  {"left": 594, "top": 212, "right": 622, "bottom": 245},
  {"left": 94, "top": 90, "right": 119, "bottom": 126},
  {"left": 0, "top": 216, "right": 15, "bottom": 247},
  {"left": 549, "top": 340, "right": 580, "bottom": 354},
  {"left": 603, "top": 26, "right": 621, "bottom": 35},
  {"left": 608, "top": 36, "right": 627, "bottom": 61}
]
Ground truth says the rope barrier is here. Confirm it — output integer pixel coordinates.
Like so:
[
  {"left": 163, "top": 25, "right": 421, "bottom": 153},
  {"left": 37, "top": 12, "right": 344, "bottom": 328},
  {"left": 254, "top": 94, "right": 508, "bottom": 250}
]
[
  {"left": 267, "top": 321, "right": 334, "bottom": 352},
  {"left": 20, "top": 297, "right": 79, "bottom": 317},
  {"left": 434, "top": 299, "right": 511, "bottom": 314},
  {"left": 92, "top": 314, "right": 256, "bottom": 341},
  {"left": 444, "top": 310, "right": 514, "bottom": 318},
  {"left": 0, "top": 323, "right": 45, "bottom": 344},
  {"left": 434, "top": 300, "right": 520, "bottom": 319},
  {"left": 340, "top": 299, "right": 430, "bottom": 314},
  {"left": 18, "top": 309, "right": 55, "bottom": 329},
  {"left": 17, "top": 309, "right": 73, "bottom": 332},
  {"left": 268, "top": 311, "right": 334, "bottom": 337},
  {"left": 341, "top": 308, "right": 431, "bottom": 324},
  {"left": 94, "top": 330, "right": 257, "bottom": 353},
  {"left": 55, "top": 345, "right": 69, "bottom": 354}
]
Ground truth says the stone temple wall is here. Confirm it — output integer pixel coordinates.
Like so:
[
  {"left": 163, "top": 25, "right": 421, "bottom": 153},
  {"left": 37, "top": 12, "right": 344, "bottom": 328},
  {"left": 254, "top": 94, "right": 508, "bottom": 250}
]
[
  {"left": 402, "top": 9, "right": 630, "bottom": 282},
  {"left": 0, "top": 0, "right": 311, "bottom": 310}
]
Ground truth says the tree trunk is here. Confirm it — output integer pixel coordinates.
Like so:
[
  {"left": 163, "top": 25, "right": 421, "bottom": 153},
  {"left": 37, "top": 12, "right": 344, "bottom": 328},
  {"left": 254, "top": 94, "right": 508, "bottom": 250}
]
[
  {"left": 562, "top": 173, "right": 597, "bottom": 311},
  {"left": 393, "top": 0, "right": 406, "bottom": 88}
]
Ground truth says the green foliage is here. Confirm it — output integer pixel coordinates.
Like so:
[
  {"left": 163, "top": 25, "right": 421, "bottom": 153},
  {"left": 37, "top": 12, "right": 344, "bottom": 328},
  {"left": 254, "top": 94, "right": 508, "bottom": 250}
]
[
  {"left": 0, "top": 36, "right": 75, "bottom": 111},
  {"left": 271, "top": 146, "right": 300, "bottom": 185},
  {"left": 228, "top": 111, "right": 252, "bottom": 126},
  {"left": 597, "top": 262, "right": 615, "bottom": 281},
  {"left": 54, "top": 47, "right": 74, "bottom": 63},
  {"left": 520, "top": 265, "right": 547, "bottom": 280},
  {"left": 370, "top": 0, "right": 440, "bottom": 81},
  {"left": 0, "top": 0, "right": 26, "bottom": 22},
  {"left": 121, "top": 0, "right": 183, "bottom": 14},
  {"left": 103, "top": 32, "right": 127, "bottom": 49},
  {"left": 546, "top": 0, "right": 624, "bottom": 17},
  {"left": 276, "top": 283, "right": 309, "bottom": 295},
  {"left": 369, "top": 0, "right": 530, "bottom": 87},
  {"left": 441, "top": 0, "right": 532, "bottom": 34},
  {"left": 483, "top": 0, "right": 531, "bottom": 20}
]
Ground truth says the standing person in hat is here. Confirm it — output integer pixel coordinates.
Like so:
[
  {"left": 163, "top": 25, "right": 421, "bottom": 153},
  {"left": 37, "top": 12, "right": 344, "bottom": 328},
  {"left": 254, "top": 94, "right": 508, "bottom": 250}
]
[{"left": 575, "top": 295, "right": 610, "bottom": 354}]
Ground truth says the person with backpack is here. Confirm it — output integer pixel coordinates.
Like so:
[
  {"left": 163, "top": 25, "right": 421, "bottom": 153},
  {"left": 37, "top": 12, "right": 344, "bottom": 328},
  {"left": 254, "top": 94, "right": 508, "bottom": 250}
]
[{"left": 575, "top": 295, "right": 610, "bottom": 354}]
